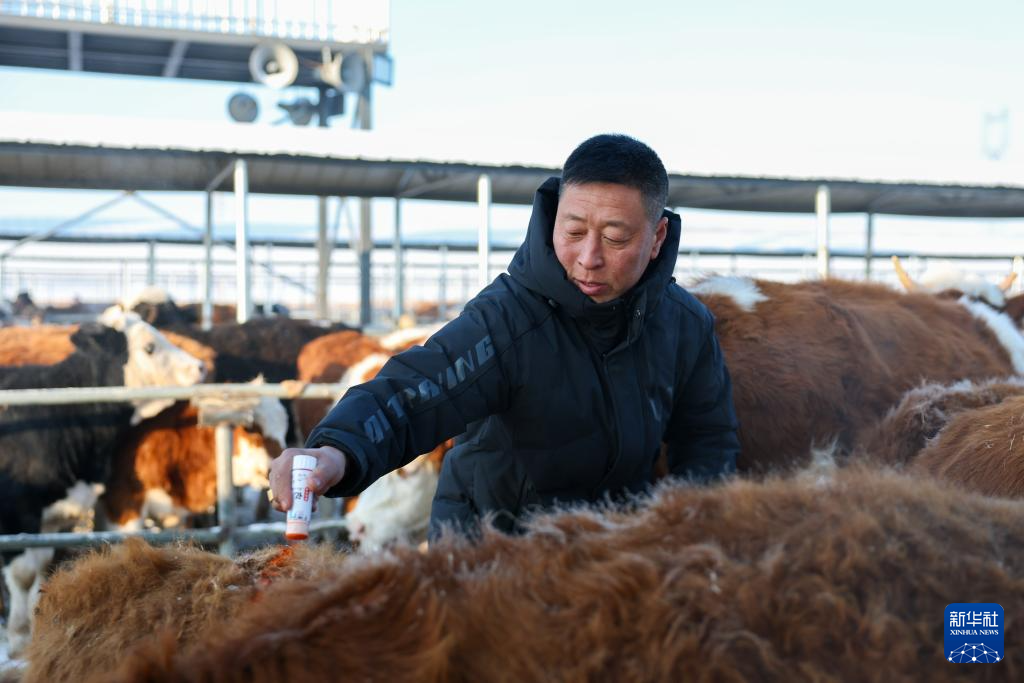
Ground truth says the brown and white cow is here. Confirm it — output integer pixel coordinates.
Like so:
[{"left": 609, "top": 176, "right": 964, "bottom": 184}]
[
  {"left": 102, "top": 377, "right": 289, "bottom": 531},
  {"left": 688, "top": 274, "right": 1024, "bottom": 473}
]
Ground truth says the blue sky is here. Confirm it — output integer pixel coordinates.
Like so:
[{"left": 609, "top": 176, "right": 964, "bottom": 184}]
[{"left": 1, "top": 0, "right": 1023, "bottom": 254}]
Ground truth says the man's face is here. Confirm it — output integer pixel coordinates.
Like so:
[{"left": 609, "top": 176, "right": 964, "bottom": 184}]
[{"left": 553, "top": 182, "right": 668, "bottom": 304}]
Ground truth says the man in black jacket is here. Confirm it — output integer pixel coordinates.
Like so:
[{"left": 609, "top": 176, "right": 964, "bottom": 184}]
[{"left": 270, "top": 134, "right": 740, "bottom": 538}]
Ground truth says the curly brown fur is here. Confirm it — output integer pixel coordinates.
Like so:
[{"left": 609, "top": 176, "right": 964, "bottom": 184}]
[
  {"left": 695, "top": 277, "right": 1018, "bottom": 473},
  {"left": 856, "top": 377, "right": 1024, "bottom": 467},
  {"left": 45, "top": 468, "right": 1024, "bottom": 683},
  {"left": 911, "top": 395, "right": 1024, "bottom": 497},
  {"left": 21, "top": 539, "right": 340, "bottom": 683}
]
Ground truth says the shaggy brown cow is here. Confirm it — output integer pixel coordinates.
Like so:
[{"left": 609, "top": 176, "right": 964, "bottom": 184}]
[
  {"left": 909, "top": 394, "right": 1024, "bottom": 498},
  {"left": 857, "top": 377, "right": 1024, "bottom": 467},
  {"left": 21, "top": 539, "right": 340, "bottom": 683},
  {"left": 689, "top": 275, "right": 1024, "bottom": 472},
  {"left": 0, "top": 324, "right": 217, "bottom": 377},
  {"left": 24, "top": 467, "right": 1024, "bottom": 683}
]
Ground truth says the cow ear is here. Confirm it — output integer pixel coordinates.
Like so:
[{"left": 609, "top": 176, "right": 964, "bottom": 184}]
[{"left": 71, "top": 323, "right": 127, "bottom": 356}]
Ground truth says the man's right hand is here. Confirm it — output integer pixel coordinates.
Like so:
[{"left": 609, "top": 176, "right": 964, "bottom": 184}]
[{"left": 269, "top": 445, "right": 348, "bottom": 513}]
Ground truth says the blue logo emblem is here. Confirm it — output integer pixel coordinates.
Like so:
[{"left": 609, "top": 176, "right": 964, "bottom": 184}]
[{"left": 945, "top": 603, "right": 1003, "bottom": 663}]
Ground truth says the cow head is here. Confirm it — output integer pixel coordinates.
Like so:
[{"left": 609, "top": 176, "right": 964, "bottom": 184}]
[
  {"left": 99, "top": 307, "right": 206, "bottom": 424},
  {"left": 892, "top": 255, "right": 1016, "bottom": 309}
]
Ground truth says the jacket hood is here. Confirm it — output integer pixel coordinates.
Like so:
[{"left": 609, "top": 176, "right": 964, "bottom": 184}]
[{"left": 507, "top": 176, "right": 681, "bottom": 319}]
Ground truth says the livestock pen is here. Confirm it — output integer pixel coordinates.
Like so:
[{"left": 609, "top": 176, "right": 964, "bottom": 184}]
[{"left": 0, "top": 381, "right": 351, "bottom": 555}]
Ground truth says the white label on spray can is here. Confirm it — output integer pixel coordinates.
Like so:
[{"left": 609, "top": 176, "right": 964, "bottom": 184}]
[{"left": 285, "top": 454, "right": 317, "bottom": 539}]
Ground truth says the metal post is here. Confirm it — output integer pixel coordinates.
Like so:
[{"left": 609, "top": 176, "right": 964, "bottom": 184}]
[
  {"left": 356, "top": 79, "right": 373, "bottom": 327},
  {"left": 264, "top": 242, "right": 274, "bottom": 315},
  {"left": 358, "top": 200, "right": 372, "bottom": 326},
  {"left": 214, "top": 422, "right": 236, "bottom": 557},
  {"left": 317, "top": 196, "right": 330, "bottom": 321},
  {"left": 393, "top": 198, "right": 404, "bottom": 323},
  {"left": 439, "top": 244, "right": 448, "bottom": 319},
  {"left": 201, "top": 191, "right": 214, "bottom": 330},
  {"left": 478, "top": 174, "right": 492, "bottom": 291},
  {"left": 234, "top": 159, "right": 251, "bottom": 324},
  {"left": 865, "top": 212, "right": 874, "bottom": 281},
  {"left": 146, "top": 241, "right": 157, "bottom": 286},
  {"left": 815, "top": 185, "right": 831, "bottom": 279}
]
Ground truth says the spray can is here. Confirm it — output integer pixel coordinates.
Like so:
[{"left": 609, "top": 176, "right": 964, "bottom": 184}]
[{"left": 285, "top": 454, "right": 317, "bottom": 540}]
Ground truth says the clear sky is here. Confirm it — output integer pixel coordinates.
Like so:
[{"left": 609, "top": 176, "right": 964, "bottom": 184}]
[{"left": 1, "top": 0, "right": 1023, "bottom": 256}]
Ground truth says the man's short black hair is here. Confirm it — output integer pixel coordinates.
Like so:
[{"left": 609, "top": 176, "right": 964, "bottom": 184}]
[{"left": 560, "top": 134, "right": 669, "bottom": 224}]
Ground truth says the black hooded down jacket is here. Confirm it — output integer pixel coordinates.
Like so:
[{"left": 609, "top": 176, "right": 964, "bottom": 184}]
[{"left": 307, "top": 177, "right": 740, "bottom": 536}]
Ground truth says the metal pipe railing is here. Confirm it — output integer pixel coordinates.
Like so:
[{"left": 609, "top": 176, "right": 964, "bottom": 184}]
[
  {"left": 0, "top": 381, "right": 347, "bottom": 407},
  {"left": 0, "top": 520, "right": 349, "bottom": 551}
]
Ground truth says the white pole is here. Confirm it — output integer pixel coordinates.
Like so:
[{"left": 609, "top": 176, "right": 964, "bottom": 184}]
[
  {"left": 317, "top": 196, "right": 330, "bottom": 321},
  {"left": 865, "top": 212, "right": 874, "bottom": 280},
  {"left": 264, "top": 242, "right": 274, "bottom": 315},
  {"left": 215, "top": 422, "right": 236, "bottom": 557},
  {"left": 202, "top": 191, "right": 214, "bottom": 330},
  {"left": 358, "top": 199, "right": 372, "bottom": 326},
  {"left": 478, "top": 174, "right": 492, "bottom": 291},
  {"left": 234, "top": 159, "right": 251, "bottom": 324},
  {"left": 816, "top": 185, "right": 831, "bottom": 279},
  {"left": 393, "top": 198, "right": 404, "bottom": 323},
  {"left": 146, "top": 241, "right": 157, "bottom": 286},
  {"left": 439, "top": 244, "right": 448, "bottom": 319}
]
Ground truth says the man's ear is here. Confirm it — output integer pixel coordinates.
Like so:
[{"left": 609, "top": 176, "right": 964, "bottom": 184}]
[{"left": 650, "top": 216, "right": 669, "bottom": 259}]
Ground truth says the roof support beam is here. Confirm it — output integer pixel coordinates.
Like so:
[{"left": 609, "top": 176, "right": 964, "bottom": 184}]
[
  {"left": 0, "top": 190, "right": 132, "bottom": 259},
  {"left": 816, "top": 185, "right": 831, "bottom": 278},
  {"left": 201, "top": 191, "right": 214, "bottom": 330},
  {"left": 316, "top": 196, "right": 330, "bottom": 321},
  {"left": 478, "top": 174, "right": 492, "bottom": 291},
  {"left": 865, "top": 212, "right": 875, "bottom": 280},
  {"left": 393, "top": 197, "right": 404, "bottom": 323},
  {"left": 162, "top": 40, "right": 189, "bottom": 78},
  {"left": 67, "top": 31, "right": 82, "bottom": 71},
  {"left": 234, "top": 159, "right": 252, "bottom": 324},
  {"left": 396, "top": 171, "right": 462, "bottom": 199}
]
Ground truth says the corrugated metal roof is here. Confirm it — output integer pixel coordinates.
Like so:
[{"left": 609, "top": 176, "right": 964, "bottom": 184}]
[{"left": 4, "top": 114, "right": 1024, "bottom": 216}]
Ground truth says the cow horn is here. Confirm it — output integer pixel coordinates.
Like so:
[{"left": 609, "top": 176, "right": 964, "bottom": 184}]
[
  {"left": 998, "top": 271, "right": 1018, "bottom": 292},
  {"left": 891, "top": 255, "right": 918, "bottom": 292}
]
